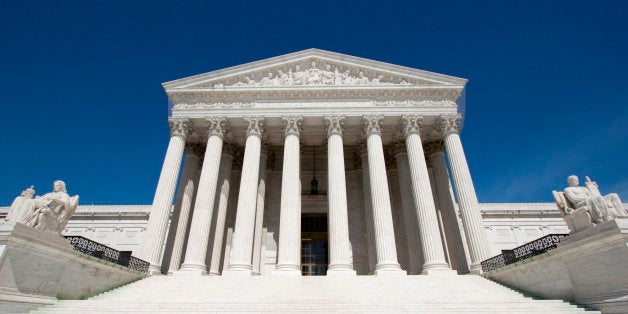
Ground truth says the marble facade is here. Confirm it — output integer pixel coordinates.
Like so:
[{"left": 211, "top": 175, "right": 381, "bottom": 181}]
[{"left": 4, "top": 49, "right": 609, "bottom": 277}]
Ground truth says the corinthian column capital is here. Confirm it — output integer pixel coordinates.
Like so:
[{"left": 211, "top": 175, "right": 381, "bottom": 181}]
[
  {"left": 168, "top": 117, "right": 192, "bottom": 139},
  {"left": 282, "top": 115, "right": 303, "bottom": 137},
  {"left": 324, "top": 115, "right": 345, "bottom": 138},
  {"left": 244, "top": 116, "right": 266, "bottom": 137},
  {"left": 361, "top": 115, "right": 384, "bottom": 137},
  {"left": 435, "top": 114, "right": 462, "bottom": 136},
  {"left": 399, "top": 114, "right": 424, "bottom": 138},
  {"left": 206, "top": 117, "right": 230, "bottom": 138}
]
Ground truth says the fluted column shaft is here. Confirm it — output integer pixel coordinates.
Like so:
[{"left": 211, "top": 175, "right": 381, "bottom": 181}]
[
  {"left": 141, "top": 118, "right": 191, "bottom": 274},
  {"left": 252, "top": 145, "right": 270, "bottom": 275},
  {"left": 325, "top": 115, "right": 354, "bottom": 274},
  {"left": 357, "top": 144, "right": 377, "bottom": 274},
  {"left": 392, "top": 146, "right": 423, "bottom": 274},
  {"left": 207, "top": 145, "right": 236, "bottom": 275},
  {"left": 227, "top": 117, "right": 265, "bottom": 274},
  {"left": 180, "top": 118, "right": 229, "bottom": 274},
  {"left": 428, "top": 146, "right": 469, "bottom": 274},
  {"left": 436, "top": 114, "right": 491, "bottom": 273},
  {"left": 276, "top": 116, "right": 303, "bottom": 274},
  {"left": 361, "top": 115, "right": 402, "bottom": 274},
  {"left": 444, "top": 132, "right": 491, "bottom": 272},
  {"left": 167, "top": 146, "right": 202, "bottom": 274},
  {"left": 400, "top": 115, "right": 450, "bottom": 273}
]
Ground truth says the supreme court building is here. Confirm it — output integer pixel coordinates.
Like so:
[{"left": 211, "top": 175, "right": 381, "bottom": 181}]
[{"left": 136, "top": 49, "right": 495, "bottom": 277}]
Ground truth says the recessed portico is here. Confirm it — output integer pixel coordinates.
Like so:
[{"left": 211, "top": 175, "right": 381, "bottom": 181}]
[{"left": 139, "top": 49, "right": 491, "bottom": 276}]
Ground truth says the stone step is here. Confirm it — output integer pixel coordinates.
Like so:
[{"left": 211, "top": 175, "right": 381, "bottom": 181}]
[{"left": 31, "top": 275, "right": 600, "bottom": 313}]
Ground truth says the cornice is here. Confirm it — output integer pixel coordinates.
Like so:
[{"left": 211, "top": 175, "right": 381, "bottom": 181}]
[{"left": 162, "top": 49, "right": 468, "bottom": 90}]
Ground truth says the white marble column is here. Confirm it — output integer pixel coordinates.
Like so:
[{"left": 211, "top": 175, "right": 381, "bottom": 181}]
[
  {"left": 356, "top": 143, "right": 377, "bottom": 274},
  {"left": 425, "top": 141, "right": 469, "bottom": 274},
  {"left": 399, "top": 115, "right": 451, "bottom": 274},
  {"left": 179, "top": 117, "right": 229, "bottom": 275},
  {"left": 361, "top": 115, "right": 403, "bottom": 274},
  {"left": 207, "top": 144, "right": 238, "bottom": 275},
  {"left": 167, "top": 143, "right": 203, "bottom": 274},
  {"left": 252, "top": 143, "right": 271, "bottom": 275},
  {"left": 436, "top": 114, "right": 491, "bottom": 274},
  {"left": 325, "top": 115, "right": 355, "bottom": 275},
  {"left": 391, "top": 142, "right": 423, "bottom": 274},
  {"left": 275, "top": 116, "right": 303, "bottom": 275},
  {"left": 141, "top": 117, "right": 191, "bottom": 275},
  {"left": 226, "top": 116, "right": 265, "bottom": 274}
]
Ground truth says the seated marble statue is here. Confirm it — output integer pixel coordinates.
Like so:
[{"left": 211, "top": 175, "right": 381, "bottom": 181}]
[
  {"left": 5, "top": 186, "right": 36, "bottom": 224},
  {"left": 557, "top": 175, "right": 626, "bottom": 229},
  {"left": 24, "top": 180, "right": 79, "bottom": 234}
]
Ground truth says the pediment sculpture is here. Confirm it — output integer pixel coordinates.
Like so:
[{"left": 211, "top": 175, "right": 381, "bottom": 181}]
[
  {"left": 229, "top": 61, "right": 411, "bottom": 87},
  {"left": 4, "top": 180, "right": 79, "bottom": 235},
  {"left": 553, "top": 175, "right": 626, "bottom": 233}
]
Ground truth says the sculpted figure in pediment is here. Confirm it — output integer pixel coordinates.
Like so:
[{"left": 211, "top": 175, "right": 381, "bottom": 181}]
[
  {"left": 260, "top": 72, "right": 274, "bottom": 86},
  {"left": 305, "top": 61, "right": 323, "bottom": 85},
  {"left": 292, "top": 64, "right": 305, "bottom": 85},
  {"left": 321, "top": 64, "right": 334, "bottom": 85}
]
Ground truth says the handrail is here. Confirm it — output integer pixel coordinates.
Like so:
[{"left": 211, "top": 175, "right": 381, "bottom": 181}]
[
  {"left": 481, "top": 234, "right": 567, "bottom": 272},
  {"left": 65, "top": 236, "right": 150, "bottom": 273}
]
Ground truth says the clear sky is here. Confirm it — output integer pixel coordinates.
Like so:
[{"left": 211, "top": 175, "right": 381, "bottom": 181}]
[{"left": 1, "top": 1, "right": 626, "bottom": 205}]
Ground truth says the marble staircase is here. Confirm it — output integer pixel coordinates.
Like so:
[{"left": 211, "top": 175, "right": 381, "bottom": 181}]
[{"left": 32, "top": 275, "right": 598, "bottom": 313}]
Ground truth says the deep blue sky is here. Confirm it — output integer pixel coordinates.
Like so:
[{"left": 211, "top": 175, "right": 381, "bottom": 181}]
[{"left": 1, "top": 1, "right": 626, "bottom": 205}]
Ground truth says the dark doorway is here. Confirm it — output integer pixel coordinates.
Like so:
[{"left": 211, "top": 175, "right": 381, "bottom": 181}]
[{"left": 301, "top": 214, "right": 328, "bottom": 276}]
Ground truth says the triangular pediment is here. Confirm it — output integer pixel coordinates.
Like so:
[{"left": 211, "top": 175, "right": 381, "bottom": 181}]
[{"left": 163, "top": 49, "right": 467, "bottom": 91}]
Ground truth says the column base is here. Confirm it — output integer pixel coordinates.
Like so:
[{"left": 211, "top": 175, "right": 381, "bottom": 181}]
[
  {"left": 177, "top": 263, "right": 208, "bottom": 275},
  {"left": 421, "top": 268, "right": 458, "bottom": 276},
  {"left": 327, "top": 263, "right": 356, "bottom": 276},
  {"left": 222, "top": 263, "right": 253, "bottom": 276},
  {"left": 468, "top": 263, "right": 483, "bottom": 275},
  {"left": 147, "top": 264, "right": 163, "bottom": 276},
  {"left": 274, "top": 264, "right": 301, "bottom": 276},
  {"left": 374, "top": 262, "right": 405, "bottom": 276},
  {"left": 327, "top": 269, "right": 357, "bottom": 276}
]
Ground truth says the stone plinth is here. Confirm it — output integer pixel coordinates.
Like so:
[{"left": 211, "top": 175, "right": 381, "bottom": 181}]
[
  {"left": 485, "top": 218, "right": 628, "bottom": 313},
  {"left": 0, "top": 222, "right": 146, "bottom": 311}
]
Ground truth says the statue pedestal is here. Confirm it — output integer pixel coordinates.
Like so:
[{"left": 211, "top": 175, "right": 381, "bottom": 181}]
[
  {"left": 0, "top": 222, "right": 146, "bottom": 313},
  {"left": 486, "top": 218, "right": 628, "bottom": 313}
]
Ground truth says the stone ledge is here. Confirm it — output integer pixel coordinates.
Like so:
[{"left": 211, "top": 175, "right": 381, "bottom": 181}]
[{"left": 0, "top": 222, "right": 147, "bottom": 311}]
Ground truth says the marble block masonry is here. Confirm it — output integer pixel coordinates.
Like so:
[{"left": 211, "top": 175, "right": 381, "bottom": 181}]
[{"left": 140, "top": 49, "right": 492, "bottom": 276}]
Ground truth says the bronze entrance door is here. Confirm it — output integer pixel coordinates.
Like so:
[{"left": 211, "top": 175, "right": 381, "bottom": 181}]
[{"left": 301, "top": 214, "right": 328, "bottom": 276}]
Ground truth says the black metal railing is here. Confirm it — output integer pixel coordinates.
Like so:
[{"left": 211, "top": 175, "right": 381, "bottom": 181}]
[
  {"left": 65, "top": 236, "right": 150, "bottom": 273},
  {"left": 481, "top": 234, "right": 567, "bottom": 272}
]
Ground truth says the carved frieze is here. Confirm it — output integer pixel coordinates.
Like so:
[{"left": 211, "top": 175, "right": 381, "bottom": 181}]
[
  {"left": 168, "top": 117, "right": 192, "bottom": 139},
  {"left": 224, "top": 60, "right": 413, "bottom": 88}
]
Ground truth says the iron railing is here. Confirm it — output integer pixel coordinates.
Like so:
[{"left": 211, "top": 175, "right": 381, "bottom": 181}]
[
  {"left": 65, "top": 236, "right": 150, "bottom": 273},
  {"left": 481, "top": 233, "right": 567, "bottom": 272}
]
